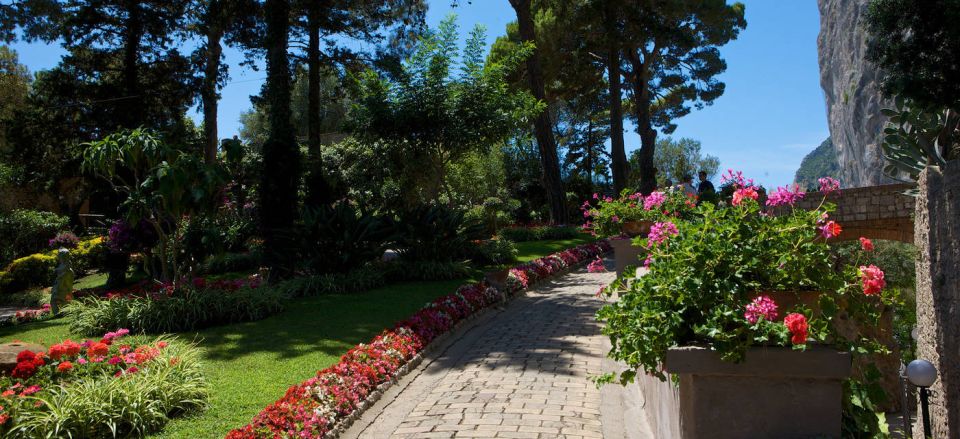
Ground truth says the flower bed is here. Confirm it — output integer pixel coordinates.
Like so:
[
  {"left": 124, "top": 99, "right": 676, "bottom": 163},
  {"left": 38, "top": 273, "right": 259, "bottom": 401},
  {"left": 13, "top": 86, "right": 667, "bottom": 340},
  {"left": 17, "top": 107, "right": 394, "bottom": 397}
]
[
  {"left": 69, "top": 275, "right": 285, "bottom": 335},
  {"left": 0, "top": 237, "right": 107, "bottom": 294},
  {"left": 0, "top": 331, "right": 207, "bottom": 437},
  {"left": 225, "top": 240, "right": 610, "bottom": 438}
]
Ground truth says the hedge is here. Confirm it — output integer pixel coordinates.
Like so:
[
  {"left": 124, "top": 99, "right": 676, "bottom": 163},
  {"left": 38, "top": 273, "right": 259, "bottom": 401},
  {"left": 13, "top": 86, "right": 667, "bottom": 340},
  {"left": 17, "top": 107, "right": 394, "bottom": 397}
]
[{"left": 0, "top": 237, "right": 107, "bottom": 294}]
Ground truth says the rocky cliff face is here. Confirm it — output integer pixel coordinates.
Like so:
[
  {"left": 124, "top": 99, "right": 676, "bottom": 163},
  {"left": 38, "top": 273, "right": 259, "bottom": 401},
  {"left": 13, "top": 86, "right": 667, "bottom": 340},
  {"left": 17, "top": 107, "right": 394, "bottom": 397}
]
[{"left": 818, "top": 0, "right": 894, "bottom": 188}]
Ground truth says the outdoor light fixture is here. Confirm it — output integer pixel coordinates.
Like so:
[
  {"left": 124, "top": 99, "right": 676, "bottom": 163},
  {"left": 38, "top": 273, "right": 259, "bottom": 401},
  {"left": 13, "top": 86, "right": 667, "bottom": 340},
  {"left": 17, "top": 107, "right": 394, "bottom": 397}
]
[{"left": 906, "top": 359, "right": 938, "bottom": 439}]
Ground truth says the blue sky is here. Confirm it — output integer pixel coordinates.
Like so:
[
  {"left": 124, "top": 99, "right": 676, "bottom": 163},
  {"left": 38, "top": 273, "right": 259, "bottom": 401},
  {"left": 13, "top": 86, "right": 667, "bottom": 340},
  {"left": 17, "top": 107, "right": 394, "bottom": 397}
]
[{"left": 9, "top": 0, "right": 826, "bottom": 189}]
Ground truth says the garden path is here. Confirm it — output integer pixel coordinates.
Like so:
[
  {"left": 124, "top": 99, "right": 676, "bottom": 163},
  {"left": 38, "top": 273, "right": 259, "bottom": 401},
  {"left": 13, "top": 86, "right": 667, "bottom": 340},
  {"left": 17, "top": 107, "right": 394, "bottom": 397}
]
[{"left": 343, "top": 259, "right": 652, "bottom": 439}]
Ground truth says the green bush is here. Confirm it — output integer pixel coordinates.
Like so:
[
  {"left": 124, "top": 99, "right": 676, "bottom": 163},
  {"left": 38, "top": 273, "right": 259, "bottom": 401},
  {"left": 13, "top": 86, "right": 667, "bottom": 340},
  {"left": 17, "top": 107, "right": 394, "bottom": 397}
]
[
  {"left": 469, "top": 239, "right": 518, "bottom": 266},
  {"left": 394, "top": 206, "right": 485, "bottom": 262},
  {"left": 69, "top": 286, "right": 286, "bottom": 335},
  {"left": 201, "top": 251, "right": 262, "bottom": 275},
  {"left": 1, "top": 338, "right": 207, "bottom": 438},
  {"left": 383, "top": 260, "right": 474, "bottom": 281},
  {"left": 299, "top": 203, "right": 396, "bottom": 274},
  {"left": 0, "top": 209, "right": 70, "bottom": 267},
  {"left": 0, "top": 237, "right": 106, "bottom": 294},
  {"left": 274, "top": 266, "right": 388, "bottom": 297},
  {"left": 498, "top": 225, "right": 581, "bottom": 242}
]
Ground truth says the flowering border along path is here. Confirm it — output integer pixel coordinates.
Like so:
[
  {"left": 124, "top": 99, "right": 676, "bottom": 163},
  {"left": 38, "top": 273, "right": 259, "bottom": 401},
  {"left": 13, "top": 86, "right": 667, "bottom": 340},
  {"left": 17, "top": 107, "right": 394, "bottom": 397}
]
[{"left": 226, "top": 239, "right": 611, "bottom": 439}]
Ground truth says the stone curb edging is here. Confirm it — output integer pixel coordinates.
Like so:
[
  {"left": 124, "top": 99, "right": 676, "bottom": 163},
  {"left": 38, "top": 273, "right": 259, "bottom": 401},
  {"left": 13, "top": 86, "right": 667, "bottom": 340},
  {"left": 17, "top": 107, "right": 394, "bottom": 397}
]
[{"left": 323, "top": 250, "right": 610, "bottom": 439}]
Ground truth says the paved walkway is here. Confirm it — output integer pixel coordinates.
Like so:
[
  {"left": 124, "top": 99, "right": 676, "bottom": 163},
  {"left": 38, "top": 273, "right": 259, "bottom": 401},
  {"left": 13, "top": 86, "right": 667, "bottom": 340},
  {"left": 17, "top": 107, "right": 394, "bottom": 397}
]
[{"left": 344, "top": 260, "right": 651, "bottom": 439}]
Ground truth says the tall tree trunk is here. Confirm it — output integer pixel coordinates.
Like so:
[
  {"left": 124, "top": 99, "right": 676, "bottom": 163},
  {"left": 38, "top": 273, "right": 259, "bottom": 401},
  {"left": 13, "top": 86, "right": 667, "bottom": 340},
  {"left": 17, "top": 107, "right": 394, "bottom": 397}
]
[
  {"left": 121, "top": 0, "right": 144, "bottom": 128},
  {"left": 261, "top": 0, "right": 299, "bottom": 281},
  {"left": 509, "top": 0, "right": 566, "bottom": 224},
  {"left": 201, "top": 23, "right": 224, "bottom": 163},
  {"left": 586, "top": 116, "right": 593, "bottom": 189},
  {"left": 607, "top": 45, "right": 628, "bottom": 194},
  {"left": 627, "top": 49, "right": 658, "bottom": 195},
  {"left": 304, "top": 2, "right": 333, "bottom": 207}
]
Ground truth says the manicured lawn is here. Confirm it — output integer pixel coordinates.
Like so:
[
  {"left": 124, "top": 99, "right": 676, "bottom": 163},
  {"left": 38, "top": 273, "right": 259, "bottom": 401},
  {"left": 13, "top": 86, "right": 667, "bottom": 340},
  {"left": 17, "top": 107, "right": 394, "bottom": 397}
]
[
  {"left": 513, "top": 235, "right": 597, "bottom": 262},
  {"left": 0, "top": 237, "right": 584, "bottom": 437}
]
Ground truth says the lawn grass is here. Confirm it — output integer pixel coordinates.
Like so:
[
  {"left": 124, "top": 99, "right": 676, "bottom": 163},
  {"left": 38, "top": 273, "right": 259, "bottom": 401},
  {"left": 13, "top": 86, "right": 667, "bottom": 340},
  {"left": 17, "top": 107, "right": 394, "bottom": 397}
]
[
  {"left": 0, "top": 238, "right": 585, "bottom": 438},
  {"left": 512, "top": 235, "right": 597, "bottom": 262}
]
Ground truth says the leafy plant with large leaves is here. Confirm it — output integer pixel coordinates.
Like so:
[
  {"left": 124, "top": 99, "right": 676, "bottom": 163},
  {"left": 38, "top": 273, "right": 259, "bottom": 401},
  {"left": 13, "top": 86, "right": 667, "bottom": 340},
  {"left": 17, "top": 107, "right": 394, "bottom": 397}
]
[
  {"left": 394, "top": 205, "right": 485, "bottom": 262},
  {"left": 298, "top": 202, "right": 397, "bottom": 274},
  {"left": 880, "top": 97, "right": 960, "bottom": 182},
  {"left": 82, "top": 128, "right": 228, "bottom": 283}
]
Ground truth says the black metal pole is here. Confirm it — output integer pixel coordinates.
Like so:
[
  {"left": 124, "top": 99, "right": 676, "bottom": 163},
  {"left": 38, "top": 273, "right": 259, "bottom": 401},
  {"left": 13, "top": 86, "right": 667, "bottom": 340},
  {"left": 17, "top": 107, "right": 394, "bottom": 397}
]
[
  {"left": 920, "top": 387, "right": 932, "bottom": 439},
  {"left": 901, "top": 367, "right": 912, "bottom": 439}
]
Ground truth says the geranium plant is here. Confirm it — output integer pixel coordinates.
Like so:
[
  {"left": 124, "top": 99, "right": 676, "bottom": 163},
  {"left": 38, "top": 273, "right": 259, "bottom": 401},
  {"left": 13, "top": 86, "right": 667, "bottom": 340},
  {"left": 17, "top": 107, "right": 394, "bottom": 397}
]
[
  {"left": 597, "top": 173, "right": 897, "bottom": 432},
  {"left": 582, "top": 189, "right": 697, "bottom": 237}
]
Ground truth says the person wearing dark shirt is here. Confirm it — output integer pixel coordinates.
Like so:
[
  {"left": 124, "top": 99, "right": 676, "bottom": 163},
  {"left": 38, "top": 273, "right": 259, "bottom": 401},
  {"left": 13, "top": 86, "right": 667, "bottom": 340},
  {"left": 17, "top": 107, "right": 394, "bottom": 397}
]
[{"left": 698, "top": 171, "right": 716, "bottom": 196}]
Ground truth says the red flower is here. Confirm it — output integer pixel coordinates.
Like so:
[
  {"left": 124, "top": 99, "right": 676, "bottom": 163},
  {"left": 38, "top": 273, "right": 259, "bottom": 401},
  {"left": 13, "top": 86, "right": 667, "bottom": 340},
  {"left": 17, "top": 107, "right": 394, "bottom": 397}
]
[
  {"left": 57, "top": 361, "right": 74, "bottom": 373},
  {"left": 732, "top": 187, "right": 759, "bottom": 206},
  {"left": 15, "top": 351, "right": 36, "bottom": 363},
  {"left": 859, "top": 237, "right": 874, "bottom": 252},
  {"left": 88, "top": 342, "right": 109, "bottom": 358},
  {"left": 0, "top": 414, "right": 8, "bottom": 425},
  {"left": 859, "top": 265, "right": 886, "bottom": 296},
  {"left": 819, "top": 221, "right": 842, "bottom": 239},
  {"left": 784, "top": 313, "right": 809, "bottom": 345},
  {"left": 2, "top": 390, "right": 15, "bottom": 398}
]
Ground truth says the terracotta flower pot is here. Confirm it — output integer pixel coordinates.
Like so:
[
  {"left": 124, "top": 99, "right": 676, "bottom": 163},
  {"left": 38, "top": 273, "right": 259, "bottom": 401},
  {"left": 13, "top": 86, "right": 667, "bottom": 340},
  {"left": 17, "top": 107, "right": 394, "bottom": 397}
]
[
  {"left": 621, "top": 220, "right": 654, "bottom": 237},
  {"left": 484, "top": 268, "right": 511, "bottom": 291}
]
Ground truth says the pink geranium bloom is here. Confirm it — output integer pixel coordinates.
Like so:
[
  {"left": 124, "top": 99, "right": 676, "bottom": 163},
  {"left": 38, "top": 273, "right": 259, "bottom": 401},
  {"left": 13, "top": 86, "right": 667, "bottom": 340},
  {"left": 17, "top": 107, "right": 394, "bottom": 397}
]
[
  {"left": 818, "top": 177, "right": 840, "bottom": 194},
  {"left": 647, "top": 221, "right": 678, "bottom": 247},
  {"left": 859, "top": 265, "right": 886, "bottom": 296},
  {"left": 744, "top": 295, "right": 779, "bottom": 324},
  {"left": 731, "top": 187, "right": 759, "bottom": 206},
  {"left": 643, "top": 191, "right": 666, "bottom": 210},
  {"left": 766, "top": 185, "right": 805, "bottom": 207}
]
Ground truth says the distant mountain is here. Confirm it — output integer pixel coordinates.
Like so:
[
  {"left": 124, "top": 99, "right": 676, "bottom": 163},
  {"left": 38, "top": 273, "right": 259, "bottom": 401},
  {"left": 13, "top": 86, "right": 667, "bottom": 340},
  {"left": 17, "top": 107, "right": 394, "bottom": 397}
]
[{"left": 794, "top": 137, "right": 840, "bottom": 190}]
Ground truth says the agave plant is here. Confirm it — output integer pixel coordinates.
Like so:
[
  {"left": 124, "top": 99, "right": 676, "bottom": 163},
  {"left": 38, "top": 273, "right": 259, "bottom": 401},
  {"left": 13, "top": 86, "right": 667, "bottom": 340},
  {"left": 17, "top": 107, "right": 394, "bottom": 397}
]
[{"left": 880, "top": 97, "right": 960, "bottom": 182}]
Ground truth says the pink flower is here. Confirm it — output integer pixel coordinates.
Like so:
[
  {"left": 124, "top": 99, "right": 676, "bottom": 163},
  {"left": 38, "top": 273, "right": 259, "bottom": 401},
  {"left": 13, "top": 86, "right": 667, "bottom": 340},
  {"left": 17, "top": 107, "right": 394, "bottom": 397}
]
[
  {"left": 611, "top": 215, "right": 620, "bottom": 223},
  {"left": 744, "top": 295, "right": 779, "bottom": 324},
  {"left": 818, "top": 177, "right": 840, "bottom": 194},
  {"left": 587, "top": 257, "right": 606, "bottom": 273},
  {"left": 819, "top": 221, "right": 842, "bottom": 239},
  {"left": 859, "top": 237, "right": 874, "bottom": 252},
  {"left": 766, "top": 185, "right": 805, "bottom": 207},
  {"left": 647, "top": 221, "right": 678, "bottom": 247},
  {"left": 784, "top": 313, "right": 809, "bottom": 345},
  {"left": 643, "top": 191, "right": 667, "bottom": 210},
  {"left": 859, "top": 265, "right": 886, "bottom": 296},
  {"left": 732, "top": 187, "right": 759, "bottom": 206}
]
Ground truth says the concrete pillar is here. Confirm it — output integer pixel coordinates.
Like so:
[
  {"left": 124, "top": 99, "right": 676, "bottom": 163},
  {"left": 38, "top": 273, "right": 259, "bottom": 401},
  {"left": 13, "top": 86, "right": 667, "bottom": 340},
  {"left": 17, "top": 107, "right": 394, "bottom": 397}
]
[{"left": 914, "top": 161, "right": 960, "bottom": 439}]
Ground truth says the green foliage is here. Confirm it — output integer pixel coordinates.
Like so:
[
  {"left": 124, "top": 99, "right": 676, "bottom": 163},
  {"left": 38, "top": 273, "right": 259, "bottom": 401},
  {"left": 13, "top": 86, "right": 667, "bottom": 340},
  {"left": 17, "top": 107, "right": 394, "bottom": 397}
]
[
  {"left": 0, "top": 209, "right": 70, "bottom": 267},
  {"left": 347, "top": 14, "right": 540, "bottom": 208},
  {"left": 795, "top": 137, "right": 840, "bottom": 191},
  {"left": 632, "top": 137, "right": 720, "bottom": 187},
  {"left": 598, "top": 196, "right": 897, "bottom": 380},
  {"left": 865, "top": 0, "right": 960, "bottom": 110},
  {"left": 299, "top": 203, "right": 396, "bottom": 274},
  {"left": 383, "top": 260, "right": 475, "bottom": 282},
  {"left": 880, "top": 98, "right": 960, "bottom": 181},
  {"left": 0, "top": 45, "right": 30, "bottom": 151},
  {"left": 69, "top": 287, "right": 286, "bottom": 335},
  {"left": 394, "top": 205, "right": 485, "bottom": 262},
  {"left": 1, "top": 338, "right": 207, "bottom": 438},
  {"left": 468, "top": 238, "right": 519, "bottom": 266},
  {"left": 274, "top": 266, "right": 388, "bottom": 298},
  {"left": 841, "top": 367, "right": 891, "bottom": 438},
  {"left": 201, "top": 252, "right": 262, "bottom": 276},
  {"left": 180, "top": 208, "right": 258, "bottom": 271},
  {"left": 584, "top": 189, "right": 697, "bottom": 237},
  {"left": 498, "top": 225, "right": 581, "bottom": 242},
  {"left": 0, "top": 237, "right": 105, "bottom": 294}
]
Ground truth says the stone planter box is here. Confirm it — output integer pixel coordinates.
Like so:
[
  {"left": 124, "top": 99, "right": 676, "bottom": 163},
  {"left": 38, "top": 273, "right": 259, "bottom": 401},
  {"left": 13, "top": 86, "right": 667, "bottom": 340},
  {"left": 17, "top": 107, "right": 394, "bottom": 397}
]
[
  {"left": 639, "top": 345, "right": 852, "bottom": 439},
  {"left": 609, "top": 237, "right": 644, "bottom": 277}
]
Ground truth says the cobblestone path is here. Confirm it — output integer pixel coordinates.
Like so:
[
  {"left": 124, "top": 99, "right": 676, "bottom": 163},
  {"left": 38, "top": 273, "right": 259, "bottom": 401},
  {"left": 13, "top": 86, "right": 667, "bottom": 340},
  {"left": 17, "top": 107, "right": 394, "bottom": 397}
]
[{"left": 344, "top": 260, "right": 651, "bottom": 439}]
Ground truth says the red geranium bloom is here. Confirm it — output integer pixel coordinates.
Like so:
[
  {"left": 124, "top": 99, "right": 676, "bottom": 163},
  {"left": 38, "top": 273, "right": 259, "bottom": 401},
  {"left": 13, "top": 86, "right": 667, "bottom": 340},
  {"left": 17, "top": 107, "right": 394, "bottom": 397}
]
[
  {"left": 15, "top": 351, "right": 36, "bottom": 363},
  {"left": 859, "top": 237, "right": 874, "bottom": 251},
  {"left": 784, "top": 313, "right": 809, "bottom": 345},
  {"left": 57, "top": 361, "right": 74, "bottom": 373},
  {"left": 859, "top": 265, "right": 886, "bottom": 296},
  {"left": 88, "top": 342, "right": 109, "bottom": 358}
]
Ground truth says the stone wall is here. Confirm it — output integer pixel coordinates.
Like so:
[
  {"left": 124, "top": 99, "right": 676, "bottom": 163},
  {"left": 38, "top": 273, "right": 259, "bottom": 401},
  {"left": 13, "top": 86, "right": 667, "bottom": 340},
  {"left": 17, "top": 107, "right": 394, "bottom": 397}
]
[
  {"left": 913, "top": 162, "right": 960, "bottom": 439},
  {"left": 786, "top": 183, "right": 915, "bottom": 242}
]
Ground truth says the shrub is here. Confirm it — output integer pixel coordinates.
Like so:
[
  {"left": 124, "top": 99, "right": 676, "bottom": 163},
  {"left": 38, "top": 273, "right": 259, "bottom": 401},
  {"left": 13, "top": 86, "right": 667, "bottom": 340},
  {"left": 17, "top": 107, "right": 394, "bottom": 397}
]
[
  {"left": 384, "top": 260, "right": 474, "bottom": 281},
  {"left": 201, "top": 251, "right": 262, "bottom": 275},
  {"left": 498, "top": 225, "right": 581, "bottom": 242},
  {"left": 0, "top": 334, "right": 207, "bottom": 438},
  {"left": 469, "top": 239, "right": 518, "bottom": 266},
  {"left": 394, "top": 206, "right": 485, "bottom": 262},
  {"left": 299, "top": 203, "right": 396, "bottom": 274},
  {"left": 0, "top": 210, "right": 69, "bottom": 267},
  {"left": 0, "top": 237, "right": 107, "bottom": 294},
  {"left": 274, "top": 266, "right": 388, "bottom": 298},
  {"left": 69, "top": 280, "right": 285, "bottom": 335}
]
